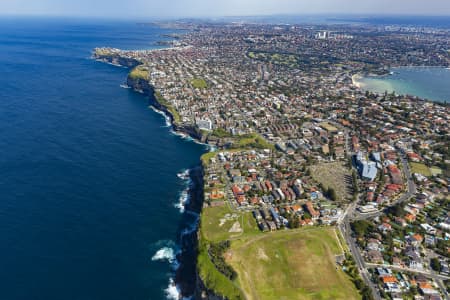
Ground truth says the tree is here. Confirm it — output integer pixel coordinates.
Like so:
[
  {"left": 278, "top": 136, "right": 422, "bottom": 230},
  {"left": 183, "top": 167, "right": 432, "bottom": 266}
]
[
  {"left": 354, "top": 278, "right": 363, "bottom": 290},
  {"left": 328, "top": 187, "right": 337, "bottom": 201},
  {"left": 351, "top": 220, "right": 373, "bottom": 238},
  {"left": 430, "top": 258, "right": 441, "bottom": 272},
  {"left": 303, "top": 212, "right": 312, "bottom": 220},
  {"left": 289, "top": 216, "right": 300, "bottom": 228},
  {"left": 361, "top": 286, "right": 374, "bottom": 300}
]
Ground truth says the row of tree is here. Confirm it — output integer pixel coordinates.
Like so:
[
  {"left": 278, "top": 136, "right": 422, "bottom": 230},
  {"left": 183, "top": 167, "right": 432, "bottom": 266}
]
[{"left": 208, "top": 240, "right": 237, "bottom": 281}]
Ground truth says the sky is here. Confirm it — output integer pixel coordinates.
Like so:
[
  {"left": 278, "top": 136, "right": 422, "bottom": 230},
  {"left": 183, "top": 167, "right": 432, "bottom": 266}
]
[{"left": 1, "top": 0, "right": 450, "bottom": 18}]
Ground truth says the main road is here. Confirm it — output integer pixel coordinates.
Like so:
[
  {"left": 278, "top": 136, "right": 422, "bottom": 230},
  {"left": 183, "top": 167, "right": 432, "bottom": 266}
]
[{"left": 338, "top": 153, "right": 417, "bottom": 300}]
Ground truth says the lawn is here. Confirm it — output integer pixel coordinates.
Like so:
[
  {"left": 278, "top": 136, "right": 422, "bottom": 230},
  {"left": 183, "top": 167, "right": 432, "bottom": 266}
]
[
  {"left": 201, "top": 151, "right": 218, "bottom": 166},
  {"left": 227, "top": 228, "right": 360, "bottom": 300},
  {"left": 200, "top": 204, "right": 260, "bottom": 243},
  {"left": 410, "top": 162, "right": 432, "bottom": 177},
  {"left": 191, "top": 78, "right": 208, "bottom": 89},
  {"left": 310, "top": 162, "right": 352, "bottom": 202},
  {"left": 430, "top": 166, "right": 443, "bottom": 176},
  {"left": 198, "top": 204, "right": 260, "bottom": 300}
]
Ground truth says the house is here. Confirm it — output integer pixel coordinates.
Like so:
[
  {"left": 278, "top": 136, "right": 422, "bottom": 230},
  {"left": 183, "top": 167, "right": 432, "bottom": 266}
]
[
  {"left": 367, "top": 250, "right": 383, "bottom": 263},
  {"left": 378, "top": 222, "right": 392, "bottom": 232},
  {"left": 367, "top": 238, "right": 382, "bottom": 251},
  {"left": 418, "top": 282, "right": 440, "bottom": 296},
  {"left": 405, "top": 213, "right": 416, "bottom": 223},
  {"left": 305, "top": 201, "right": 320, "bottom": 220}
]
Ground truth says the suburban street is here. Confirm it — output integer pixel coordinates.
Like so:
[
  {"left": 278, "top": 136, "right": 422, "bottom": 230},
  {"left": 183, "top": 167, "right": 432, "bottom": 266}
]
[{"left": 338, "top": 152, "right": 421, "bottom": 300}]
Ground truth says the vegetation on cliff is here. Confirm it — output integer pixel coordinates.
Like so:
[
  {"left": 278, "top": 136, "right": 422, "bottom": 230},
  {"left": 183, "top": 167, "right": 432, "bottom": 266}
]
[
  {"left": 197, "top": 228, "right": 244, "bottom": 300},
  {"left": 128, "top": 65, "right": 150, "bottom": 80},
  {"left": 154, "top": 91, "right": 181, "bottom": 124}
]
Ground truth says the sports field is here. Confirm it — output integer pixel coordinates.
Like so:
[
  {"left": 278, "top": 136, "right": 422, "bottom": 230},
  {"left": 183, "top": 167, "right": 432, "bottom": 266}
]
[{"left": 227, "top": 228, "right": 360, "bottom": 300}]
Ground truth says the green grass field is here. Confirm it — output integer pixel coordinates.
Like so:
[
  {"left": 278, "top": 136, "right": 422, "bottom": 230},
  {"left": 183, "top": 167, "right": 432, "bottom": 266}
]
[
  {"left": 198, "top": 204, "right": 260, "bottom": 300},
  {"left": 232, "top": 133, "right": 274, "bottom": 150},
  {"left": 191, "top": 78, "right": 208, "bottom": 89},
  {"left": 430, "top": 166, "right": 443, "bottom": 176},
  {"left": 201, "top": 204, "right": 260, "bottom": 243},
  {"left": 227, "top": 228, "right": 360, "bottom": 300},
  {"left": 410, "top": 162, "right": 432, "bottom": 177}
]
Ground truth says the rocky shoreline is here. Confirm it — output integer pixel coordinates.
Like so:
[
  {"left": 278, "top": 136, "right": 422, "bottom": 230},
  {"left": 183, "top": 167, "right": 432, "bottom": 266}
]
[{"left": 93, "top": 51, "right": 221, "bottom": 299}]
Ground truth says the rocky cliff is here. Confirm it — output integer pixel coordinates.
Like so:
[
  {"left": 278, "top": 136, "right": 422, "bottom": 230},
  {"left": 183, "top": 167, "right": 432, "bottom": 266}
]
[
  {"left": 95, "top": 52, "right": 219, "bottom": 298},
  {"left": 92, "top": 49, "right": 141, "bottom": 68}
]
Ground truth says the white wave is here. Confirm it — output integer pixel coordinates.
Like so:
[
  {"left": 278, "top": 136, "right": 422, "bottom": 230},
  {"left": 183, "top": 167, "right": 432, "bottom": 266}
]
[
  {"left": 207, "top": 145, "right": 217, "bottom": 152},
  {"left": 152, "top": 247, "right": 176, "bottom": 263},
  {"left": 174, "top": 189, "right": 189, "bottom": 213},
  {"left": 170, "top": 129, "right": 188, "bottom": 139},
  {"left": 149, "top": 106, "right": 172, "bottom": 127},
  {"left": 165, "top": 278, "right": 181, "bottom": 300},
  {"left": 177, "top": 169, "right": 190, "bottom": 180},
  {"left": 119, "top": 84, "right": 131, "bottom": 89}
]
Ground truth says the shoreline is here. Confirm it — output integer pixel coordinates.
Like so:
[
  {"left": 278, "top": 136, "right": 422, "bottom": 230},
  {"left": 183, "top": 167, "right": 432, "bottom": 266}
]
[
  {"left": 351, "top": 74, "right": 363, "bottom": 89},
  {"left": 352, "top": 66, "right": 450, "bottom": 104},
  {"left": 93, "top": 53, "right": 211, "bottom": 299}
]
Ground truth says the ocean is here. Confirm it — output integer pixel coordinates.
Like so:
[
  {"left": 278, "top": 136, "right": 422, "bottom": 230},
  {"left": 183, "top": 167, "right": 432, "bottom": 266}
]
[
  {"left": 356, "top": 67, "right": 450, "bottom": 104},
  {"left": 0, "top": 17, "right": 206, "bottom": 299}
]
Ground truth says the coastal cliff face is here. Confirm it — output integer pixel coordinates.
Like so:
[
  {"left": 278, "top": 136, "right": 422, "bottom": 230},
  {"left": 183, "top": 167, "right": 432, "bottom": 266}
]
[
  {"left": 126, "top": 73, "right": 223, "bottom": 300},
  {"left": 93, "top": 50, "right": 141, "bottom": 68},
  {"left": 126, "top": 75, "right": 204, "bottom": 142},
  {"left": 195, "top": 273, "right": 228, "bottom": 300},
  {"left": 126, "top": 76, "right": 153, "bottom": 94},
  {"left": 95, "top": 53, "right": 219, "bottom": 299}
]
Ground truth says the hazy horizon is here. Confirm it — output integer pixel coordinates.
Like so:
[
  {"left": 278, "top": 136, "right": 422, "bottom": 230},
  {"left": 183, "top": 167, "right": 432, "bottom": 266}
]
[{"left": 1, "top": 0, "right": 450, "bottom": 19}]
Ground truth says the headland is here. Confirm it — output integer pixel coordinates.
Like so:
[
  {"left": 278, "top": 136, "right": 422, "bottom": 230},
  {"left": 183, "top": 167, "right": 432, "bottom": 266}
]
[{"left": 94, "top": 20, "right": 450, "bottom": 300}]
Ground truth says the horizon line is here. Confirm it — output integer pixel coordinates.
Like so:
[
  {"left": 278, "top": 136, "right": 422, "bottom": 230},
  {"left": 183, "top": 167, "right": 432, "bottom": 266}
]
[{"left": 1, "top": 12, "right": 450, "bottom": 21}]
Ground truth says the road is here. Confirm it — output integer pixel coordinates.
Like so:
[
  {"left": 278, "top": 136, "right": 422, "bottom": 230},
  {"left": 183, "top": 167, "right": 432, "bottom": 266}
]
[
  {"left": 366, "top": 263, "right": 450, "bottom": 299},
  {"left": 338, "top": 219, "right": 382, "bottom": 300},
  {"left": 338, "top": 153, "right": 419, "bottom": 300},
  {"left": 365, "top": 263, "right": 450, "bottom": 281}
]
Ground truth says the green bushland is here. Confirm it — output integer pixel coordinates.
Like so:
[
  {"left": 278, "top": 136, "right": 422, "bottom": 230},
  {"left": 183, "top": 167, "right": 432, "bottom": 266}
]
[{"left": 211, "top": 128, "right": 232, "bottom": 138}]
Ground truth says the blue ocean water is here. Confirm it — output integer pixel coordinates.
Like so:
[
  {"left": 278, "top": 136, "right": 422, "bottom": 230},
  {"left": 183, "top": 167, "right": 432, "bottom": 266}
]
[
  {"left": 0, "top": 17, "right": 206, "bottom": 300},
  {"left": 358, "top": 67, "right": 450, "bottom": 103}
]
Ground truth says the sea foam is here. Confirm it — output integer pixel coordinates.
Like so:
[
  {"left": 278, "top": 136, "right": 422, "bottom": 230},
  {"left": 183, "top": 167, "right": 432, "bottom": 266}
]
[
  {"left": 152, "top": 247, "right": 176, "bottom": 263},
  {"left": 165, "top": 278, "right": 181, "bottom": 300},
  {"left": 174, "top": 189, "right": 189, "bottom": 213}
]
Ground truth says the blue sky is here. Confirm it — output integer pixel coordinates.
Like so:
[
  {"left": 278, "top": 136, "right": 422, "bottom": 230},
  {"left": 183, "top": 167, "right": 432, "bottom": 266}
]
[{"left": 2, "top": 0, "right": 450, "bottom": 18}]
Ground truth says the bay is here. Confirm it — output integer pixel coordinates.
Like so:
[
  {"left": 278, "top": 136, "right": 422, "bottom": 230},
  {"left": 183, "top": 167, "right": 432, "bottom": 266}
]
[{"left": 356, "top": 67, "right": 450, "bottom": 103}]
